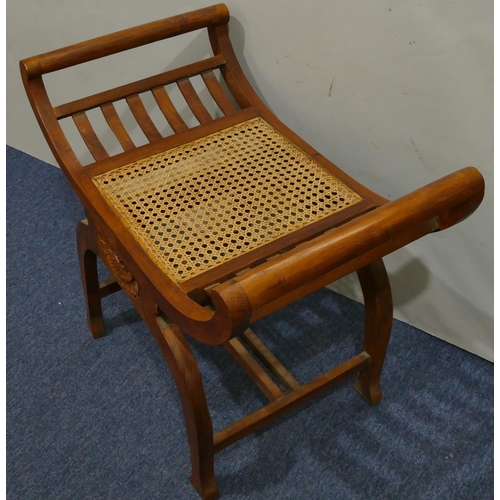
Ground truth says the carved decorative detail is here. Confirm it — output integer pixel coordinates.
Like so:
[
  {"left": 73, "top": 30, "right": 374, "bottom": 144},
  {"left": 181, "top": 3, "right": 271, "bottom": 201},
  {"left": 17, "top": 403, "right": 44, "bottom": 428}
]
[{"left": 99, "top": 234, "right": 139, "bottom": 299}]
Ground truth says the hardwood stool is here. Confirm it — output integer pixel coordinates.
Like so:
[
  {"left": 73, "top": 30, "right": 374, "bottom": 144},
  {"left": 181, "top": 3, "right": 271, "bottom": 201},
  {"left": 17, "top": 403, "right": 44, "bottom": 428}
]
[{"left": 21, "top": 4, "right": 484, "bottom": 499}]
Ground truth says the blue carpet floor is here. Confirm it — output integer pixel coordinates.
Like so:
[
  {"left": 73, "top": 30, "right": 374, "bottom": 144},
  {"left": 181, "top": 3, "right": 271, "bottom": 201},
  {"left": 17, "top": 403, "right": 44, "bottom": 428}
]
[{"left": 6, "top": 145, "right": 493, "bottom": 499}]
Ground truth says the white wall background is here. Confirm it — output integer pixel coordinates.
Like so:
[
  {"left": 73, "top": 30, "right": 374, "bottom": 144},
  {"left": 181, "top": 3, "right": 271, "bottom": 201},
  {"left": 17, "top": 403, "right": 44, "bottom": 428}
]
[{"left": 7, "top": 0, "right": 493, "bottom": 360}]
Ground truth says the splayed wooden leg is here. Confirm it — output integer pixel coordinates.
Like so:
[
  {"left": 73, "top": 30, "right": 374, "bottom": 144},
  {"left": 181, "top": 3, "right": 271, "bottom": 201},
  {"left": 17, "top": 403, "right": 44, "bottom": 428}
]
[
  {"left": 76, "top": 220, "right": 106, "bottom": 339},
  {"left": 146, "top": 310, "right": 219, "bottom": 500},
  {"left": 353, "top": 259, "right": 393, "bottom": 405}
]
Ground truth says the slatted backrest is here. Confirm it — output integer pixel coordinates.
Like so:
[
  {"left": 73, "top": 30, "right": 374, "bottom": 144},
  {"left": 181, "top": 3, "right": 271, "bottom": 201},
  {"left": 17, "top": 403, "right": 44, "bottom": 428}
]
[
  {"left": 51, "top": 53, "right": 242, "bottom": 164},
  {"left": 20, "top": 4, "right": 260, "bottom": 170}
]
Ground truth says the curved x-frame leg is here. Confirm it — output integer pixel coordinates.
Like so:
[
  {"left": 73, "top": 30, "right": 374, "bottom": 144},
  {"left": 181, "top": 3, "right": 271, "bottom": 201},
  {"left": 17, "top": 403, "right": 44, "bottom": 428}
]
[
  {"left": 353, "top": 259, "right": 393, "bottom": 405},
  {"left": 144, "top": 308, "right": 219, "bottom": 500},
  {"left": 76, "top": 220, "right": 107, "bottom": 339}
]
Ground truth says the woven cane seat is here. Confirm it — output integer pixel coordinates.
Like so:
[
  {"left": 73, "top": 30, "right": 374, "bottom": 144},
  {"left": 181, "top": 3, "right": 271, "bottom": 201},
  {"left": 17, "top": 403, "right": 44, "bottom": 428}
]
[{"left": 93, "top": 117, "right": 363, "bottom": 284}]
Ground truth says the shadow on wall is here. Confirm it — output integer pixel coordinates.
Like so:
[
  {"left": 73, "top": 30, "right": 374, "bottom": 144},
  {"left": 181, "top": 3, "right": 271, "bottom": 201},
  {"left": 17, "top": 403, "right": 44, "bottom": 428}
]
[
  {"left": 228, "top": 16, "right": 274, "bottom": 111},
  {"left": 328, "top": 248, "right": 493, "bottom": 360},
  {"left": 388, "top": 258, "right": 431, "bottom": 308},
  {"left": 327, "top": 252, "right": 432, "bottom": 309}
]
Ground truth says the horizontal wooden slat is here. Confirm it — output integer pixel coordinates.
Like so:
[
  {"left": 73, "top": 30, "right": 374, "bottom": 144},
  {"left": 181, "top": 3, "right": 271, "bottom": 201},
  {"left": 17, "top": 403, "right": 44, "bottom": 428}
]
[
  {"left": 99, "top": 276, "right": 122, "bottom": 298},
  {"left": 201, "top": 70, "right": 238, "bottom": 115},
  {"left": 152, "top": 86, "right": 189, "bottom": 133},
  {"left": 72, "top": 111, "right": 109, "bottom": 161},
  {"left": 83, "top": 106, "right": 258, "bottom": 177},
  {"left": 53, "top": 55, "right": 226, "bottom": 119},
  {"left": 100, "top": 102, "right": 135, "bottom": 151},
  {"left": 21, "top": 4, "right": 229, "bottom": 79},
  {"left": 225, "top": 338, "right": 283, "bottom": 401},
  {"left": 240, "top": 329, "right": 300, "bottom": 392},
  {"left": 126, "top": 93, "right": 163, "bottom": 142},
  {"left": 177, "top": 78, "right": 213, "bottom": 124},
  {"left": 214, "top": 352, "right": 370, "bottom": 452}
]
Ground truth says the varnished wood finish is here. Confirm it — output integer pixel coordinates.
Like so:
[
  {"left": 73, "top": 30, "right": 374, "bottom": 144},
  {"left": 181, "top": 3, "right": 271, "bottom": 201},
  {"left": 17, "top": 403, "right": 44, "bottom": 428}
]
[
  {"left": 201, "top": 70, "right": 238, "bottom": 115},
  {"left": 72, "top": 112, "right": 109, "bottom": 161},
  {"left": 21, "top": 5, "right": 230, "bottom": 79},
  {"left": 225, "top": 337, "right": 284, "bottom": 401},
  {"left": 240, "top": 329, "right": 300, "bottom": 391},
  {"left": 76, "top": 220, "right": 106, "bottom": 338},
  {"left": 208, "top": 25, "right": 253, "bottom": 109},
  {"left": 353, "top": 260, "right": 393, "bottom": 404},
  {"left": 20, "top": 5, "right": 485, "bottom": 499},
  {"left": 83, "top": 107, "right": 259, "bottom": 178},
  {"left": 100, "top": 102, "right": 135, "bottom": 151},
  {"left": 213, "top": 352, "right": 370, "bottom": 453},
  {"left": 212, "top": 167, "right": 484, "bottom": 323},
  {"left": 177, "top": 78, "right": 213, "bottom": 124},
  {"left": 54, "top": 55, "right": 226, "bottom": 119},
  {"left": 125, "top": 93, "right": 163, "bottom": 142},
  {"left": 152, "top": 315, "right": 219, "bottom": 500},
  {"left": 249, "top": 220, "right": 435, "bottom": 322},
  {"left": 98, "top": 276, "right": 121, "bottom": 298},
  {"left": 152, "top": 86, "right": 189, "bottom": 133}
]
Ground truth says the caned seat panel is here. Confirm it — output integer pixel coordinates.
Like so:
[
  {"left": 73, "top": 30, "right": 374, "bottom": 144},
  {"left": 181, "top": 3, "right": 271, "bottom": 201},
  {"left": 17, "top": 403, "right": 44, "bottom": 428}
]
[{"left": 93, "top": 117, "right": 363, "bottom": 284}]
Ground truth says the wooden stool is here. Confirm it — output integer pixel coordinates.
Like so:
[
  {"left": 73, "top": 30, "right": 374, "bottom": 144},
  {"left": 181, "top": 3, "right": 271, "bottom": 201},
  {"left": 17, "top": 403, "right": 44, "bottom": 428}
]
[{"left": 21, "top": 5, "right": 484, "bottom": 499}]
